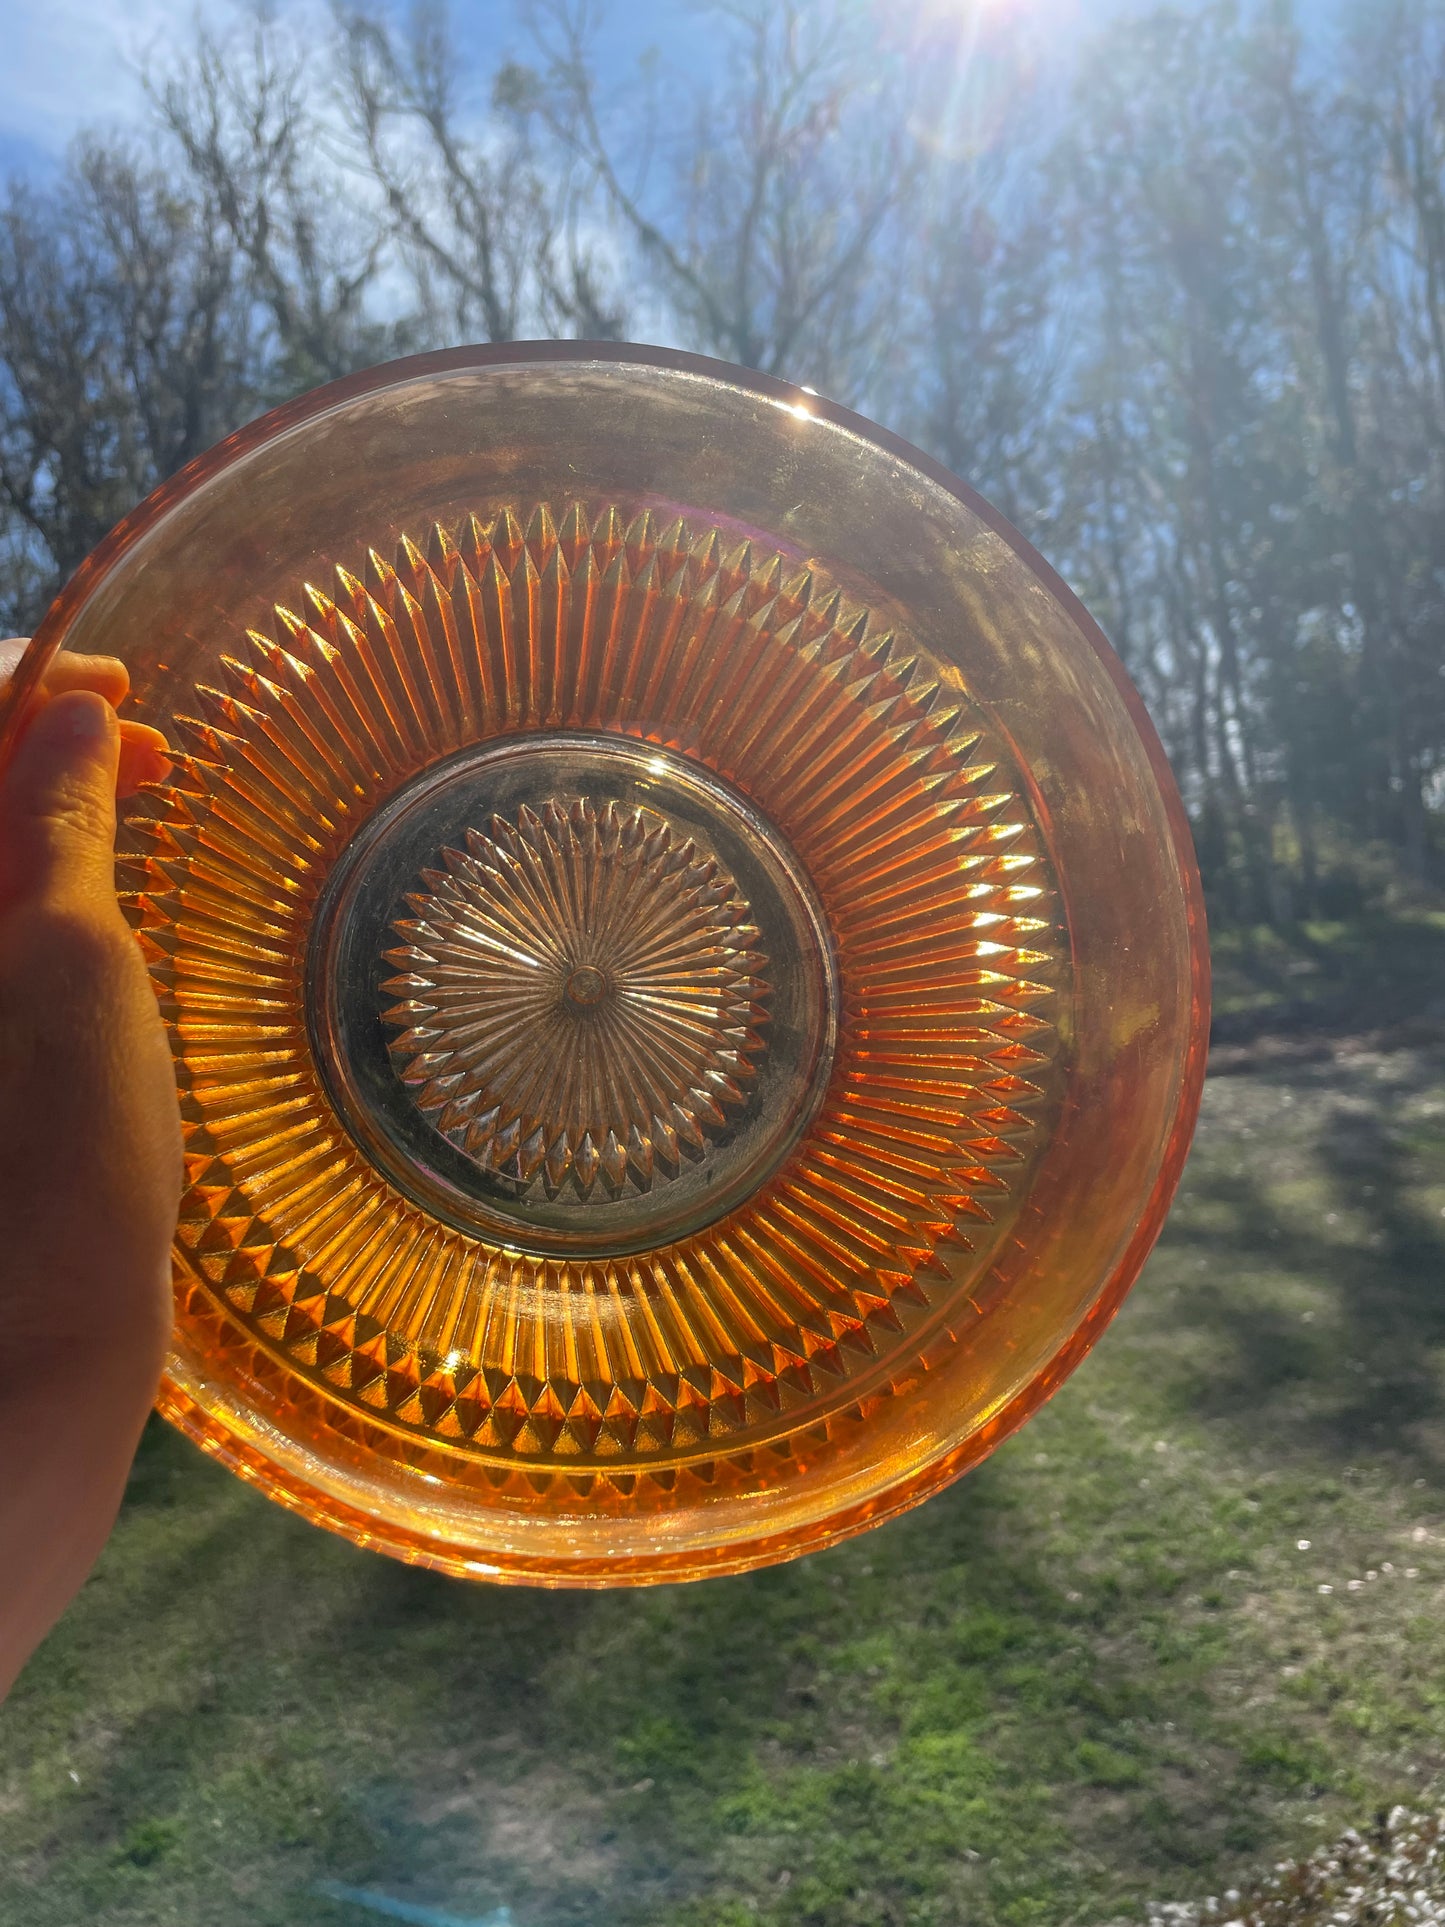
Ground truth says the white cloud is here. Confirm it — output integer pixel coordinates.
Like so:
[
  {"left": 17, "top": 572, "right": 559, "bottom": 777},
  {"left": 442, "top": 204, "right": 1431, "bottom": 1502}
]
[
  {"left": 0, "top": 0, "right": 338, "bottom": 164},
  {"left": 1, "top": 0, "right": 205, "bottom": 156}
]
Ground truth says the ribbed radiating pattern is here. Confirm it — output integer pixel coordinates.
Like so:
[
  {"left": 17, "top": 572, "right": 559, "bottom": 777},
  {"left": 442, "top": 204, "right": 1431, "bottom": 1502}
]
[
  {"left": 383, "top": 798, "right": 767, "bottom": 1195},
  {"left": 120, "top": 503, "right": 1063, "bottom": 1479}
]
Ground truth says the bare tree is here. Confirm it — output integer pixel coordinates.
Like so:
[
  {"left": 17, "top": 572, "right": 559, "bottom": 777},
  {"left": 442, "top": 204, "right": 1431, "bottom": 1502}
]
[
  {"left": 3, "top": 0, "right": 1441, "bottom": 910},
  {"left": 151, "top": 11, "right": 416, "bottom": 392},
  {"left": 518, "top": 0, "right": 914, "bottom": 396},
  {"left": 0, "top": 9, "right": 424, "bottom": 629},
  {"left": 334, "top": 0, "right": 625, "bottom": 343},
  {"left": 0, "top": 141, "right": 259, "bottom": 626},
  {"left": 885, "top": 3, "right": 1060, "bottom": 532}
]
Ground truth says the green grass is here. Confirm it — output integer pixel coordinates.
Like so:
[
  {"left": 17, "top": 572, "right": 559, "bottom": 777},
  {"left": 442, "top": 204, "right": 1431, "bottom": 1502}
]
[
  {"left": 1209, "top": 908, "right": 1445, "bottom": 1038},
  {"left": 4, "top": 932, "right": 1445, "bottom": 1926}
]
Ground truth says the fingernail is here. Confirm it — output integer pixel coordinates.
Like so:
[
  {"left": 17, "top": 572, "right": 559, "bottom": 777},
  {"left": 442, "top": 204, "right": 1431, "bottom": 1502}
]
[
  {"left": 28, "top": 690, "right": 115, "bottom": 750},
  {"left": 117, "top": 751, "right": 173, "bottom": 799},
  {"left": 60, "top": 692, "right": 115, "bottom": 740}
]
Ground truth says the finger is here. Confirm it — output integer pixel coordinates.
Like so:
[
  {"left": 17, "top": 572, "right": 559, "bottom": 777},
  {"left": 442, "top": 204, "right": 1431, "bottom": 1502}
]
[
  {"left": 0, "top": 639, "right": 129, "bottom": 705},
  {"left": 118, "top": 721, "right": 173, "bottom": 798},
  {"left": 0, "top": 642, "right": 168, "bottom": 796},
  {"left": 43, "top": 653, "right": 130, "bottom": 705},
  {"left": 0, "top": 691, "right": 121, "bottom": 911}
]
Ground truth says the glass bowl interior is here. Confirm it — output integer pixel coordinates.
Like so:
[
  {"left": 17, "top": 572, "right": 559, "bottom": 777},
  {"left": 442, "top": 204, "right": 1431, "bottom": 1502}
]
[{"left": 34, "top": 344, "right": 1209, "bottom": 1584}]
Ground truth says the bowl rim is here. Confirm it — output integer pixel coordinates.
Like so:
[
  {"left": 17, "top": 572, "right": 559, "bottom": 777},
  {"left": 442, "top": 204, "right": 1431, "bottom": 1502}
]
[{"left": 45, "top": 340, "right": 1211, "bottom": 1584}]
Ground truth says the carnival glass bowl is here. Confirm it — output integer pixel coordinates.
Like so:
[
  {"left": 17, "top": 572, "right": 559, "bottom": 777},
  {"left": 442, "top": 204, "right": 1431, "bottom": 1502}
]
[{"left": 27, "top": 344, "right": 1208, "bottom": 1584}]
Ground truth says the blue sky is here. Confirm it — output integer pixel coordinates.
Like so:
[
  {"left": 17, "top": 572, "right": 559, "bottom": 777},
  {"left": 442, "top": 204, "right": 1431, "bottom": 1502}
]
[
  {"left": 0, "top": 0, "right": 252, "bottom": 176},
  {"left": 0, "top": 0, "right": 1345, "bottom": 185},
  {"left": 0, "top": 0, "right": 720, "bottom": 180}
]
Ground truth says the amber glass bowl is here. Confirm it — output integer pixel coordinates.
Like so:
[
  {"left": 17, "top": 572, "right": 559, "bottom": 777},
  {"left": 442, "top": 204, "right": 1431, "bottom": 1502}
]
[{"left": 27, "top": 345, "right": 1207, "bottom": 1585}]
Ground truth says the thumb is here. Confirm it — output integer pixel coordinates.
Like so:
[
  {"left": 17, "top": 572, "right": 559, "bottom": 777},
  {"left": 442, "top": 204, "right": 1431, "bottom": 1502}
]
[{"left": 0, "top": 690, "right": 122, "bottom": 912}]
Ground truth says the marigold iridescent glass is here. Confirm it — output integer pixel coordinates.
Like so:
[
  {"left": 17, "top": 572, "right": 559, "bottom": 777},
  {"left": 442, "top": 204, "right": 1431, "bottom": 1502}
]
[{"left": 28, "top": 345, "right": 1208, "bottom": 1584}]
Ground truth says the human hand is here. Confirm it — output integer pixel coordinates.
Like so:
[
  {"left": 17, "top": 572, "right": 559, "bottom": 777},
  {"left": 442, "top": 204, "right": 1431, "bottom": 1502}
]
[{"left": 0, "top": 642, "right": 181, "bottom": 1698}]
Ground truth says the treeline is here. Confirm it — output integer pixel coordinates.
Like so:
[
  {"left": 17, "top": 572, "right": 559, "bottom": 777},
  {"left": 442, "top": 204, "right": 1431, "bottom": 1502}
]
[{"left": 1, "top": 0, "right": 1442, "bottom": 922}]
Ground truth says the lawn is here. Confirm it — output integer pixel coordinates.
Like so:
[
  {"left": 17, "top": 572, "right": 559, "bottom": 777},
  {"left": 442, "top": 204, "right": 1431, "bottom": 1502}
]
[{"left": 3, "top": 918, "right": 1445, "bottom": 1927}]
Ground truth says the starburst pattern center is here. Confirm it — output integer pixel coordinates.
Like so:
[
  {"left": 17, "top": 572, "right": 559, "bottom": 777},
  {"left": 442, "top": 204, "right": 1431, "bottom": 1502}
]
[{"left": 381, "top": 797, "right": 768, "bottom": 1196}]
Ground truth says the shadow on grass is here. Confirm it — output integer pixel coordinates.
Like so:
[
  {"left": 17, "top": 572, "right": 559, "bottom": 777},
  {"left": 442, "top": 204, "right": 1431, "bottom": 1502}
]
[
  {"left": 12, "top": 1408, "right": 1304, "bottom": 1927},
  {"left": 1155, "top": 1046, "right": 1445, "bottom": 1481},
  {"left": 1210, "top": 912, "right": 1445, "bottom": 1049},
  {"left": 10, "top": 1027, "right": 1445, "bottom": 1926}
]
